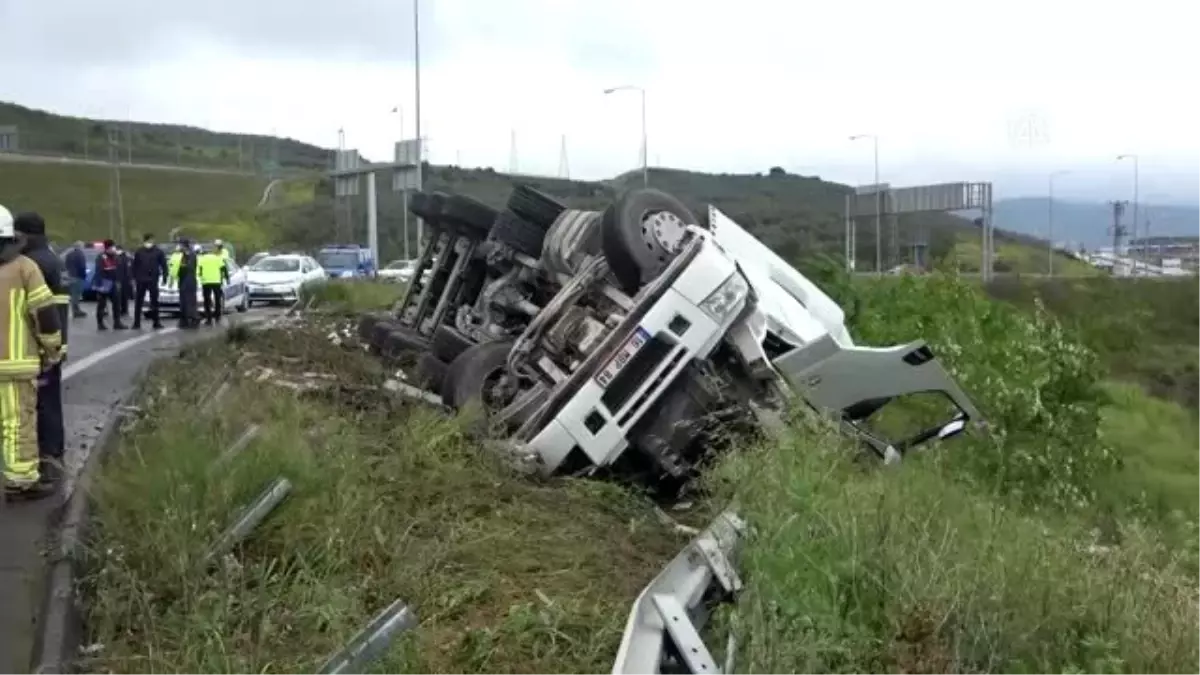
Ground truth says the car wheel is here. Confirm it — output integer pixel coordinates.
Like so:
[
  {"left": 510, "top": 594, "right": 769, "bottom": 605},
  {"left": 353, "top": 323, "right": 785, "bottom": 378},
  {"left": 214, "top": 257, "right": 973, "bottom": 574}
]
[
  {"left": 237, "top": 291, "right": 249, "bottom": 313},
  {"left": 599, "top": 188, "right": 700, "bottom": 294},
  {"left": 431, "top": 325, "right": 475, "bottom": 363},
  {"left": 488, "top": 209, "right": 548, "bottom": 257},
  {"left": 441, "top": 340, "right": 515, "bottom": 411},
  {"left": 507, "top": 184, "right": 567, "bottom": 230}
]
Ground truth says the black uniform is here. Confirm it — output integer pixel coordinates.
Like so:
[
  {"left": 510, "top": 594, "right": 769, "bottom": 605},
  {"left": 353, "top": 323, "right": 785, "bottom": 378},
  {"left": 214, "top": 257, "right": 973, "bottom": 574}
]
[
  {"left": 177, "top": 247, "right": 200, "bottom": 328},
  {"left": 131, "top": 243, "right": 167, "bottom": 328},
  {"left": 13, "top": 213, "right": 68, "bottom": 483},
  {"left": 116, "top": 250, "right": 133, "bottom": 316}
]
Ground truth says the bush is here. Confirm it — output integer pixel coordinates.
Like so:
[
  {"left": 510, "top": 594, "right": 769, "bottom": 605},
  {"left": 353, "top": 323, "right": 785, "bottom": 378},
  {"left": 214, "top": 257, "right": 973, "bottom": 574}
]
[
  {"left": 847, "top": 274, "right": 1115, "bottom": 508},
  {"left": 299, "top": 279, "right": 402, "bottom": 313}
]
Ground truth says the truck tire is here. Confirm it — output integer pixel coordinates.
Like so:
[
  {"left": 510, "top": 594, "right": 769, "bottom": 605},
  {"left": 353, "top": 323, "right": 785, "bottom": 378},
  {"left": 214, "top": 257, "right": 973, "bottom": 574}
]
[
  {"left": 507, "top": 184, "right": 566, "bottom": 230},
  {"left": 380, "top": 326, "right": 428, "bottom": 356},
  {"left": 600, "top": 189, "right": 699, "bottom": 294},
  {"left": 357, "top": 312, "right": 389, "bottom": 343},
  {"left": 441, "top": 340, "right": 514, "bottom": 411},
  {"left": 441, "top": 194, "right": 497, "bottom": 236},
  {"left": 431, "top": 325, "right": 474, "bottom": 363},
  {"left": 409, "top": 192, "right": 442, "bottom": 223},
  {"left": 488, "top": 209, "right": 546, "bottom": 257},
  {"left": 413, "top": 352, "right": 448, "bottom": 391}
]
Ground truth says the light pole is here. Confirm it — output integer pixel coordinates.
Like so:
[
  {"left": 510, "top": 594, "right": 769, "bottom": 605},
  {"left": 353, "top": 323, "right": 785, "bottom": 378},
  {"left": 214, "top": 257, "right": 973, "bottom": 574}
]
[
  {"left": 391, "top": 105, "right": 410, "bottom": 260},
  {"left": 1117, "top": 153, "right": 1139, "bottom": 272},
  {"left": 603, "top": 85, "right": 648, "bottom": 187},
  {"left": 413, "top": 0, "right": 425, "bottom": 249},
  {"left": 1048, "top": 169, "right": 1071, "bottom": 277},
  {"left": 850, "top": 134, "right": 881, "bottom": 275}
]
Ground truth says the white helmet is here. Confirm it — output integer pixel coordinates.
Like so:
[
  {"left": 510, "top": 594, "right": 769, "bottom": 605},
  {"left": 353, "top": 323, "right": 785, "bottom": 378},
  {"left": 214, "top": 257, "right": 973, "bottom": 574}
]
[
  {"left": 193, "top": 244, "right": 202, "bottom": 252},
  {"left": 0, "top": 204, "right": 13, "bottom": 238},
  {"left": 214, "top": 238, "right": 223, "bottom": 246}
]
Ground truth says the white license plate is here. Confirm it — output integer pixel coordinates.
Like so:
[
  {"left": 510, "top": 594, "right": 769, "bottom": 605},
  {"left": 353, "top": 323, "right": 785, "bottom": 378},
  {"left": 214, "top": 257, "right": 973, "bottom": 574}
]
[{"left": 595, "top": 327, "right": 650, "bottom": 388}]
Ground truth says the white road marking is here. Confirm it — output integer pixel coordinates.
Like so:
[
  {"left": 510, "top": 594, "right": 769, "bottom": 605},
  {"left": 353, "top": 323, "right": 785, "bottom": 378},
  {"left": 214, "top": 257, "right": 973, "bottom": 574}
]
[{"left": 62, "top": 328, "right": 179, "bottom": 381}]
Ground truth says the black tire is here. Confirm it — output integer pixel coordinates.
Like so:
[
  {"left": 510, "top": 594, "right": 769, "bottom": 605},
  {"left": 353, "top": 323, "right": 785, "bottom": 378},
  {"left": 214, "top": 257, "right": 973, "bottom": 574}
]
[
  {"left": 441, "top": 194, "right": 498, "bottom": 235},
  {"left": 488, "top": 209, "right": 547, "bottom": 257},
  {"left": 413, "top": 352, "right": 448, "bottom": 391},
  {"left": 600, "top": 188, "right": 699, "bottom": 294},
  {"left": 380, "top": 326, "right": 428, "bottom": 357},
  {"left": 357, "top": 312, "right": 389, "bottom": 343},
  {"left": 409, "top": 191, "right": 442, "bottom": 223},
  {"left": 431, "top": 325, "right": 474, "bottom": 363},
  {"left": 507, "top": 184, "right": 566, "bottom": 230},
  {"left": 441, "top": 340, "right": 514, "bottom": 410}
]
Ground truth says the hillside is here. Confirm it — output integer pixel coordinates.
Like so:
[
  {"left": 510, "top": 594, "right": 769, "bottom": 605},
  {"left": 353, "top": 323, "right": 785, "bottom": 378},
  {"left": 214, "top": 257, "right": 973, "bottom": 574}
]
[
  {"left": 0, "top": 101, "right": 331, "bottom": 172},
  {"left": 0, "top": 161, "right": 269, "bottom": 245},
  {"left": 994, "top": 197, "right": 1200, "bottom": 249}
]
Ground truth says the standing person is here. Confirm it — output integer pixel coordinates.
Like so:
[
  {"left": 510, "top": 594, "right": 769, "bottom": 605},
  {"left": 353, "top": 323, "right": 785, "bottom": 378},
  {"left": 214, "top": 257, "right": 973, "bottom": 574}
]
[
  {"left": 13, "top": 212, "right": 69, "bottom": 487},
  {"left": 175, "top": 239, "right": 200, "bottom": 329},
  {"left": 115, "top": 244, "right": 133, "bottom": 319},
  {"left": 131, "top": 233, "right": 166, "bottom": 330},
  {"left": 62, "top": 240, "right": 88, "bottom": 319},
  {"left": 92, "top": 240, "right": 126, "bottom": 330},
  {"left": 0, "top": 204, "right": 65, "bottom": 500},
  {"left": 198, "top": 246, "right": 229, "bottom": 325}
]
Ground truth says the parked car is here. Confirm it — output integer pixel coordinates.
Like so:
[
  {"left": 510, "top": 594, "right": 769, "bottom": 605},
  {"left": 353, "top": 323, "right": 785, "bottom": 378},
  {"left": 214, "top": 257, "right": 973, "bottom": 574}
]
[
  {"left": 247, "top": 254, "right": 326, "bottom": 306},
  {"left": 317, "top": 244, "right": 376, "bottom": 279},
  {"left": 378, "top": 258, "right": 434, "bottom": 284},
  {"left": 246, "top": 251, "right": 272, "bottom": 268}
]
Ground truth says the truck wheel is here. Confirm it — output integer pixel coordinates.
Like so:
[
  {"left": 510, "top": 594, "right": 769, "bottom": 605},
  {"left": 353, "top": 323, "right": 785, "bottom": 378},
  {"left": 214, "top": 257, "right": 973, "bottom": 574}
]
[
  {"left": 441, "top": 194, "right": 497, "bottom": 236},
  {"left": 409, "top": 191, "right": 442, "bottom": 223},
  {"left": 413, "top": 352, "right": 448, "bottom": 391},
  {"left": 442, "top": 340, "right": 515, "bottom": 411},
  {"left": 432, "top": 325, "right": 474, "bottom": 362},
  {"left": 357, "top": 312, "right": 389, "bottom": 343},
  {"left": 488, "top": 209, "right": 546, "bottom": 257},
  {"left": 599, "top": 189, "right": 699, "bottom": 294},
  {"left": 507, "top": 184, "right": 566, "bottom": 230},
  {"left": 380, "top": 326, "right": 428, "bottom": 357}
]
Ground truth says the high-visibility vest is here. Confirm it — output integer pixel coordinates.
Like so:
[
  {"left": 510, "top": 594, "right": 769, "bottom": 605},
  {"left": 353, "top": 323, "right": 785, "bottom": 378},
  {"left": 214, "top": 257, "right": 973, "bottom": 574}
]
[
  {"left": 218, "top": 248, "right": 231, "bottom": 261},
  {"left": 197, "top": 252, "right": 225, "bottom": 285},
  {"left": 167, "top": 251, "right": 183, "bottom": 284},
  {"left": 0, "top": 255, "right": 63, "bottom": 380}
]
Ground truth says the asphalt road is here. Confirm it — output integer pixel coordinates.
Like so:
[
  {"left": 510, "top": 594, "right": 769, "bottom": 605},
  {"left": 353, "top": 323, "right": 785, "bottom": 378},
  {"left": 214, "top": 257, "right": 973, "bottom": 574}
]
[{"left": 0, "top": 307, "right": 275, "bottom": 672}]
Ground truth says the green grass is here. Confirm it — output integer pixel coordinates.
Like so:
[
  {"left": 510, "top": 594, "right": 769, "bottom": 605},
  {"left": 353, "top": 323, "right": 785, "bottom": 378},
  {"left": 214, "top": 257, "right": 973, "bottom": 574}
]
[
  {"left": 0, "top": 162, "right": 268, "bottom": 245},
  {"left": 83, "top": 323, "right": 684, "bottom": 673},
  {"left": 946, "top": 235, "right": 1100, "bottom": 276},
  {"left": 299, "top": 279, "right": 404, "bottom": 313}
]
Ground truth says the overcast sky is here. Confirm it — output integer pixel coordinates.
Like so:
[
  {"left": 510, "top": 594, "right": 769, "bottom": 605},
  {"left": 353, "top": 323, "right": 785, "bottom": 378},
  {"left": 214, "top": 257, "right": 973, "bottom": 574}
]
[{"left": 2, "top": 0, "right": 1197, "bottom": 203}]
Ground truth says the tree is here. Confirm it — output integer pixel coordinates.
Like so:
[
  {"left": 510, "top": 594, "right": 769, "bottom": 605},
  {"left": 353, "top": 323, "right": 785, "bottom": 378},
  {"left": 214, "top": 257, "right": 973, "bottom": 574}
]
[{"left": 768, "top": 166, "right": 787, "bottom": 177}]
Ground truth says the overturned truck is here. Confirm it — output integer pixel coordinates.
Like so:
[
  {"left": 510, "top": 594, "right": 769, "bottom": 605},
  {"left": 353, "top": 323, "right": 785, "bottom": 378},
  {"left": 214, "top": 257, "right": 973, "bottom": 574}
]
[{"left": 359, "top": 184, "right": 980, "bottom": 479}]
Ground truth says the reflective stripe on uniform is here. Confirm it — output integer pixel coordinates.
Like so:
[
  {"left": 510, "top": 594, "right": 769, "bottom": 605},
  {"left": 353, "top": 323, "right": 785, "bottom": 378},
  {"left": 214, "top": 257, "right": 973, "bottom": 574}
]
[
  {"left": 52, "top": 293, "right": 70, "bottom": 305},
  {"left": 1, "top": 380, "right": 40, "bottom": 484}
]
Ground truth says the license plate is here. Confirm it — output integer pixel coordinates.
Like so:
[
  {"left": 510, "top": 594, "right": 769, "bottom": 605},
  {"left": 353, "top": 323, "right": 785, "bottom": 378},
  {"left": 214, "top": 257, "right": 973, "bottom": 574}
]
[{"left": 595, "top": 327, "right": 650, "bottom": 388}]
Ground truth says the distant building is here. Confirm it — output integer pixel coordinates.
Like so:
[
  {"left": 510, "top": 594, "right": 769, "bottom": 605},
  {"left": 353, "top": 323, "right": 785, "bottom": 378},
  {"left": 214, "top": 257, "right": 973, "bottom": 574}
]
[{"left": 0, "top": 125, "right": 18, "bottom": 151}]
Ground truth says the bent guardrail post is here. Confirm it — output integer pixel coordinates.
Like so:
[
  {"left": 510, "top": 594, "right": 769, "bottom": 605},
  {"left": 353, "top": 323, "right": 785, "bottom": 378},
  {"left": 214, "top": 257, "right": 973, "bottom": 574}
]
[
  {"left": 199, "top": 476, "right": 292, "bottom": 569},
  {"left": 611, "top": 510, "right": 746, "bottom": 675},
  {"left": 208, "top": 424, "right": 262, "bottom": 473},
  {"left": 316, "top": 598, "right": 418, "bottom": 674}
]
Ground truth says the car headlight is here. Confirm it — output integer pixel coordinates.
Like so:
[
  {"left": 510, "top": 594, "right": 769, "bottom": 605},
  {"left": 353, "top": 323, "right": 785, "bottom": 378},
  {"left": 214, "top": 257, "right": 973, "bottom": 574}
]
[{"left": 699, "top": 272, "right": 749, "bottom": 321}]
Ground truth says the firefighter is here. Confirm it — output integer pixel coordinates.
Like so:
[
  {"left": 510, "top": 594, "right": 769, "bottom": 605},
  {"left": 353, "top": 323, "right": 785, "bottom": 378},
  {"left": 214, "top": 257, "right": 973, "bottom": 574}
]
[
  {"left": 13, "top": 212, "right": 70, "bottom": 488},
  {"left": 92, "top": 239, "right": 126, "bottom": 330},
  {"left": 198, "top": 246, "right": 229, "bottom": 325},
  {"left": 173, "top": 239, "right": 200, "bottom": 329},
  {"left": 130, "top": 233, "right": 166, "bottom": 330},
  {"left": 0, "top": 204, "right": 65, "bottom": 500}
]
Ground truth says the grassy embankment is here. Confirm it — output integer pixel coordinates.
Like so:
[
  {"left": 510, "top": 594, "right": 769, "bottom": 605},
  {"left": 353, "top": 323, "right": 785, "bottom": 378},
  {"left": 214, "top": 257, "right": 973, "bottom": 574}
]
[{"left": 83, "top": 276, "right": 1198, "bottom": 673}]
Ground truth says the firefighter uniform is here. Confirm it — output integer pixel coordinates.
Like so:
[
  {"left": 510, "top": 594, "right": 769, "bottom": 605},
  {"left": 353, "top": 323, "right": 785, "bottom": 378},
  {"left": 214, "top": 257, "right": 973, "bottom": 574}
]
[
  {"left": 197, "top": 250, "right": 228, "bottom": 324},
  {"left": 0, "top": 205, "right": 65, "bottom": 496}
]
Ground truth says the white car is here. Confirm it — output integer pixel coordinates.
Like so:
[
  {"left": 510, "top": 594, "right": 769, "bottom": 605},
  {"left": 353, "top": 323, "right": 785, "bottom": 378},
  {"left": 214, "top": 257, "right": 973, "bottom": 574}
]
[
  {"left": 378, "top": 259, "right": 433, "bottom": 284},
  {"left": 158, "top": 257, "right": 250, "bottom": 315},
  {"left": 247, "top": 254, "right": 326, "bottom": 306}
]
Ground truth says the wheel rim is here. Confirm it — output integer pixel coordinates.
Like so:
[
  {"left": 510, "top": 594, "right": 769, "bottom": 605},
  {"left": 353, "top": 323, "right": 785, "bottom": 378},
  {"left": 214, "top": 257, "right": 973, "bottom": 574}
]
[{"left": 640, "top": 210, "right": 688, "bottom": 263}]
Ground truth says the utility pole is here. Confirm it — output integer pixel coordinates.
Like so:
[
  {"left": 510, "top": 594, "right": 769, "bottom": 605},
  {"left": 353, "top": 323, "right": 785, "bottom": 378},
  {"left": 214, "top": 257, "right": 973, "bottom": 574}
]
[
  {"left": 558, "top": 134, "right": 569, "bottom": 179},
  {"left": 1117, "top": 154, "right": 1139, "bottom": 272},
  {"left": 850, "top": 134, "right": 882, "bottom": 275},
  {"left": 107, "top": 127, "right": 126, "bottom": 243},
  {"left": 509, "top": 129, "right": 518, "bottom": 173},
  {"left": 413, "top": 0, "right": 424, "bottom": 250},
  {"left": 603, "top": 85, "right": 648, "bottom": 187},
  {"left": 1048, "top": 170, "right": 1070, "bottom": 277},
  {"left": 1108, "top": 199, "right": 1129, "bottom": 276}
]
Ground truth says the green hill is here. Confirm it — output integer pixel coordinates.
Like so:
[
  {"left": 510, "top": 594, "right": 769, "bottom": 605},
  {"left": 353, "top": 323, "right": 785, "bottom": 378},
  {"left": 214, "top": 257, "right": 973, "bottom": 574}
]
[{"left": 1, "top": 100, "right": 332, "bottom": 172}]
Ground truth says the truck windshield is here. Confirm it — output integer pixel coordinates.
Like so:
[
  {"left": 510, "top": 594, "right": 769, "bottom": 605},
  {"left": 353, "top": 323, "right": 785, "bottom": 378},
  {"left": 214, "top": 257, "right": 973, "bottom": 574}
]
[{"left": 319, "top": 251, "right": 359, "bottom": 269}]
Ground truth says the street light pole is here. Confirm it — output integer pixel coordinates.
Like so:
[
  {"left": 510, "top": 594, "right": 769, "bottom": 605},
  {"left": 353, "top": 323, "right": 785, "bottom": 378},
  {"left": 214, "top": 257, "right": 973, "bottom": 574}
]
[
  {"left": 850, "top": 134, "right": 881, "bottom": 275},
  {"left": 604, "top": 85, "right": 648, "bottom": 187},
  {"left": 391, "top": 105, "right": 409, "bottom": 260},
  {"left": 1048, "top": 170, "right": 1070, "bottom": 277},
  {"left": 1117, "top": 153, "right": 1139, "bottom": 272},
  {"left": 413, "top": 0, "right": 424, "bottom": 249}
]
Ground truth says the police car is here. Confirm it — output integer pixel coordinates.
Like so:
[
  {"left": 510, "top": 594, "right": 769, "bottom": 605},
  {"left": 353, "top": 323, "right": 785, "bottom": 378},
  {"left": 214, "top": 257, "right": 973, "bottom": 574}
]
[
  {"left": 317, "top": 244, "right": 376, "bottom": 279},
  {"left": 157, "top": 243, "right": 250, "bottom": 316}
]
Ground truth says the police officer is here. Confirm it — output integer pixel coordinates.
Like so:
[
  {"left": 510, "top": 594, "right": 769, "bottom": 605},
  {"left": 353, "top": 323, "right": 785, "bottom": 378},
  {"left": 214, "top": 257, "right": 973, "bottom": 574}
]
[
  {"left": 198, "top": 246, "right": 229, "bottom": 325},
  {"left": 13, "top": 212, "right": 69, "bottom": 487},
  {"left": 174, "top": 239, "right": 200, "bottom": 329},
  {"left": 130, "top": 233, "right": 167, "bottom": 330},
  {"left": 0, "top": 204, "right": 65, "bottom": 500}
]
